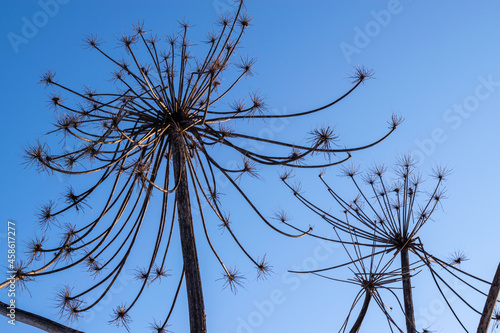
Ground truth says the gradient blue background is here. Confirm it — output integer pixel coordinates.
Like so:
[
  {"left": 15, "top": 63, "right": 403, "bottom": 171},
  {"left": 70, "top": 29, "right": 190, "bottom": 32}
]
[{"left": 1, "top": 1, "right": 500, "bottom": 332}]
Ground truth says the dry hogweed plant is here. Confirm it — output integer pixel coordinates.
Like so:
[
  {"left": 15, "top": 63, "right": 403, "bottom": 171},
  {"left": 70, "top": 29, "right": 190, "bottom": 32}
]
[
  {"left": 284, "top": 156, "right": 498, "bottom": 333},
  {"left": 1, "top": 2, "right": 401, "bottom": 332}
]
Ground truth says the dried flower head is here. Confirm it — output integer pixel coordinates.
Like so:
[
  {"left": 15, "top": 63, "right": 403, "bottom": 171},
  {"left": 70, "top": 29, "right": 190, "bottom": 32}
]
[
  {"left": 256, "top": 254, "right": 273, "bottom": 280},
  {"left": 273, "top": 209, "right": 292, "bottom": 223},
  {"left": 219, "top": 267, "right": 245, "bottom": 294},
  {"left": 349, "top": 65, "right": 374, "bottom": 83},
  {"left": 10, "top": 261, "right": 33, "bottom": 294},
  {"left": 218, "top": 213, "right": 231, "bottom": 232},
  {"left": 150, "top": 319, "right": 172, "bottom": 333},
  {"left": 36, "top": 200, "right": 59, "bottom": 229},
  {"left": 279, "top": 169, "right": 293, "bottom": 181},
  {"left": 134, "top": 267, "right": 151, "bottom": 283},
  {"left": 25, "top": 235, "right": 46, "bottom": 263},
  {"left": 448, "top": 250, "right": 469, "bottom": 266},
  {"left": 40, "top": 69, "right": 56, "bottom": 86},
  {"left": 309, "top": 126, "right": 339, "bottom": 152},
  {"left": 431, "top": 165, "right": 451, "bottom": 181},
  {"left": 151, "top": 265, "right": 171, "bottom": 283},
  {"left": 389, "top": 113, "right": 404, "bottom": 129},
  {"left": 110, "top": 304, "right": 132, "bottom": 331},
  {"left": 63, "top": 186, "right": 89, "bottom": 212},
  {"left": 340, "top": 163, "right": 361, "bottom": 178},
  {"left": 83, "top": 34, "right": 102, "bottom": 49},
  {"left": 236, "top": 56, "right": 257, "bottom": 76}
]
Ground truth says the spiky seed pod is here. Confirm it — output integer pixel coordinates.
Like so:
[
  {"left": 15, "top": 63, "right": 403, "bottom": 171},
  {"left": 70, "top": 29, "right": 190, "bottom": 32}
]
[
  {"left": 448, "top": 251, "right": 469, "bottom": 266},
  {"left": 219, "top": 267, "right": 245, "bottom": 294},
  {"left": 256, "top": 254, "right": 272, "bottom": 280},
  {"left": 55, "top": 285, "right": 79, "bottom": 317},
  {"left": 36, "top": 200, "right": 58, "bottom": 229},
  {"left": 217, "top": 213, "right": 231, "bottom": 232},
  {"left": 48, "top": 94, "right": 64, "bottom": 110},
  {"left": 83, "top": 34, "right": 102, "bottom": 49},
  {"left": 216, "top": 13, "right": 232, "bottom": 27},
  {"left": 371, "top": 164, "right": 387, "bottom": 177},
  {"left": 204, "top": 31, "right": 218, "bottom": 45},
  {"left": 110, "top": 304, "right": 132, "bottom": 331},
  {"left": 273, "top": 209, "right": 292, "bottom": 223},
  {"left": 349, "top": 65, "right": 374, "bottom": 83},
  {"left": 25, "top": 235, "right": 46, "bottom": 262},
  {"left": 11, "top": 262, "right": 33, "bottom": 294},
  {"left": 63, "top": 186, "right": 89, "bottom": 212},
  {"left": 249, "top": 92, "right": 266, "bottom": 115},
  {"left": 229, "top": 99, "right": 246, "bottom": 114},
  {"left": 236, "top": 56, "right": 257, "bottom": 76},
  {"left": 237, "top": 12, "right": 252, "bottom": 28},
  {"left": 362, "top": 173, "right": 377, "bottom": 185},
  {"left": 150, "top": 320, "right": 170, "bottom": 333},
  {"left": 431, "top": 165, "right": 451, "bottom": 181},
  {"left": 134, "top": 267, "right": 150, "bottom": 283},
  {"left": 389, "top": 113, "right": 404, "bottom": 130},
  {"left": 341, "top": 163, "right": 361, "bottom": 178},
  {"left": 279, "top": 169, "right": 293, "bottom": 181},
  {"left": 397, "top": 154, "right": 415, "bottom": 169},
  {"left": 40, "top": 70, "right": 56, "bottom": 87},
  {"left": 118, "top": 35, "right": 138, "bottom": 52},
  {"left": 132, "top": 21, "right": 146, "bottom": 34},
  {"left": 151, "top": 265, "right": 171, "bottom": 283},
  {"left": 309, "top": 126, "right": 339, "bottom": 152}
]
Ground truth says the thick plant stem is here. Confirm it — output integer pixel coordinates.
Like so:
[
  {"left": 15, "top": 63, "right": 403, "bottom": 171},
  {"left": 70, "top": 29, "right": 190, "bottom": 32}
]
[
  {"left": 0, "top": 301, "right": 84, "bottom": 333},
  {"left": 349, "top": 291, "right": 372, "bottom": 333},
  {"left": 401, "top": 247, "right": 416, "bottom": 333},
  {"left": 477, "top": 262, "right": 500, "bottom": 333},
  {"left": 173, "top": 142, "right": 207, "bottom": 333}
]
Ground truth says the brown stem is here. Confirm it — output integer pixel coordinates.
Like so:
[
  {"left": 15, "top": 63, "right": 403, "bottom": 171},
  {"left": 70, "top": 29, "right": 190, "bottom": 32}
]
[
  {"left": 401, "top": 247, "right": 416, "bottom": 333},
  {"left": 172, "top": 141, "right": 207, "bottom": 333},
  {"left": 0, "top": 301, "right": 83, "bottom": 333},
  {"left": 349, "top": 291, "right": 372, "bottom": 333},
  {"left": 477, "top": 262, "right": 500, "bottom": 333}
]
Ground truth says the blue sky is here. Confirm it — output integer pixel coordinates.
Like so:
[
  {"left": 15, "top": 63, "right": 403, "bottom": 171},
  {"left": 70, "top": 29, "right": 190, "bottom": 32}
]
[{"left": 2, "top": 1, "right": 500, "bottom": 332}]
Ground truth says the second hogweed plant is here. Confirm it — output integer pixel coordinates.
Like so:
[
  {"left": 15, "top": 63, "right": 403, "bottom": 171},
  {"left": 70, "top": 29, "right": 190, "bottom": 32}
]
[
  {"left": 283, "top": 157, "right": 499, "bottom": 332},
  {"left": 2, "top": 2, "right": 402, "bottom": 333}
]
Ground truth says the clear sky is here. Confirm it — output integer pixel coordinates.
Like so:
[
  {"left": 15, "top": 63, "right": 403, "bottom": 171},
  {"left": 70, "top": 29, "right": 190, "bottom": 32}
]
[{"left": 1, "top": 1, "right": 500, "bottom": 332}]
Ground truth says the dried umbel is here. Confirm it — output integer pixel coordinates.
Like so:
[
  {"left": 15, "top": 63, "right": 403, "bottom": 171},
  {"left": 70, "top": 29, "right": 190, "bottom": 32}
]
[
  {"left": 285, "top": 157, "right": 494, "bottom": 332},
  {"left": 8, "top": 1, "right": 398, "bottom": 332}
]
